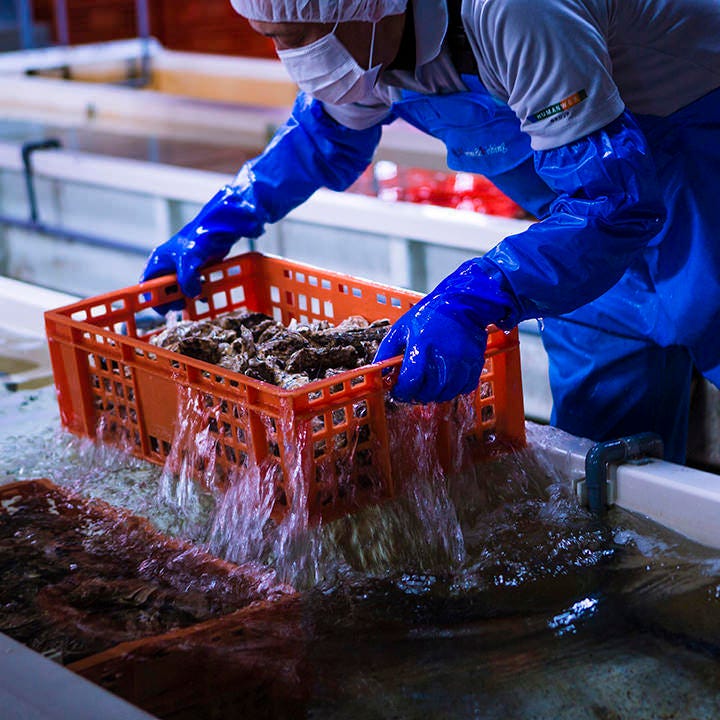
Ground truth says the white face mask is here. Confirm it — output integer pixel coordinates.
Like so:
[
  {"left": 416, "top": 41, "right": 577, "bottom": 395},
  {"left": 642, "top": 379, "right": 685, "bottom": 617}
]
[{"left": 277, "top": 23, "right": 381, "bottom": 105}]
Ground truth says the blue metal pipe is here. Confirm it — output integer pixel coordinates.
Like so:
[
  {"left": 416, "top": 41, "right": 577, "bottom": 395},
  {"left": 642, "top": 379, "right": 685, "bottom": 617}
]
[
  {"left": 135, "top": 0, "right": 150, "bottom": 40},
  {"left": 14, "top": 0, "right": 34, "bottom": 49},
  {"left": 134, "top": 0, "right": 152, "bottom": 87}
]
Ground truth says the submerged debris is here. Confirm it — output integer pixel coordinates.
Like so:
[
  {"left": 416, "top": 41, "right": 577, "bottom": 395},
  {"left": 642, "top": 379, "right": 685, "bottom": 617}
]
[
  {"left": 150, "top": 311, "right": 392, "bottom": 389},
  {"left": 0, "top": 479, "right": 290, "bottom": 664}
]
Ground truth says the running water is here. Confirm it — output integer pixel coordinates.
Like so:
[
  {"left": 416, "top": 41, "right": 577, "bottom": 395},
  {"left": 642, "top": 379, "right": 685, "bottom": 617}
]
[
  {"left": 157, "top": 386, "right": 223, "bottom": 537},
  {"left": 2, "top": 387, "right": 720, "bottom": 718},
  {"left": 0, "top": 384, "right": 596, "bottom": 588},
  {"left": 0, "top": 386, "right": 715, "bottom": 613},
  {"left": 207, "top": 418, "right": 319, "bottom": 587},
  {"left": 153, "top": 389, "right": 468, "bottom": 585},
  {"left": 155, "top": 386, "right": 537, "bottom": 587}
]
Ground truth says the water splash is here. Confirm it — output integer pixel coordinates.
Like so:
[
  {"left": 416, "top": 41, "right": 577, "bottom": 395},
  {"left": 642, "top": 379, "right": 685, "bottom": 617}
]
[
  {"left": 385, "top": 401, "right": 466, "bottom": 570},
  {"left": 122, "top": 385, "right": 612, "bottom": 591},
  {"left": 206, "top": 421, "right": 320, "bottom": 588},
  {"left": 155, "top": 387, "right": 222, "bottom": 539},
  {"left": 5, "top": 386, "right": 718, "bottom": 627},
  {"left": 208, "top": 461, "right": 276, "bottom": 564},
  {"left": 153, "top": 390, "right": 473, "bottom": 586}
]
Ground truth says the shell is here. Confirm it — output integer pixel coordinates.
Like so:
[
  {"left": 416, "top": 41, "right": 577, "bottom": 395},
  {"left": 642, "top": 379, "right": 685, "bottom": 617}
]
[{"left": 151, "top": 310, "right": 391, "bottom": 388}]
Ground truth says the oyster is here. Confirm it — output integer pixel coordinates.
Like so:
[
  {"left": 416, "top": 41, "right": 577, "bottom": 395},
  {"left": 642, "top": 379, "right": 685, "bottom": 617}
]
[{"left": 150, "top": 310, "right": 392, "bottom": 388}]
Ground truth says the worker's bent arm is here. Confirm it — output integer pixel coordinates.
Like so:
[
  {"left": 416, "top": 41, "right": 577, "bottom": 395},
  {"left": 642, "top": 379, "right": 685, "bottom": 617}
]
[
  {"left": 478, "top": 111, "right": 666, "bottom": 320},
  {"left": 140, "top": 91, "right": 382, "bottom": 302},
  {"left": 234, "top": 91, "right": 383, "bottom": 235}
]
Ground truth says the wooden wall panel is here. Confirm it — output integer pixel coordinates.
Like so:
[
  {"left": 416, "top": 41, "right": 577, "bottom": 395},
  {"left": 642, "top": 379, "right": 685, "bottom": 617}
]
[
  {"left": 32, "top": 1, "right": 277, "bottom": 58},
  {"left": 153, "top": 1, "right": 276, "bottom": 57}
]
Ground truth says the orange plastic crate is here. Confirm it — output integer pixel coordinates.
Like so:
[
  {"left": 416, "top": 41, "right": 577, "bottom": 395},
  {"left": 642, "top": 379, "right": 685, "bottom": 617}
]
[{"left": 45, "top": 252, "right": 525, "bottom": 521}]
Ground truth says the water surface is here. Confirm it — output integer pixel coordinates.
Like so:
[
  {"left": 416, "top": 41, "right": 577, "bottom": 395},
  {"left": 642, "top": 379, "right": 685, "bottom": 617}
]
[{"left": 1, "top": 386, "right": 718, "bottom": 718}]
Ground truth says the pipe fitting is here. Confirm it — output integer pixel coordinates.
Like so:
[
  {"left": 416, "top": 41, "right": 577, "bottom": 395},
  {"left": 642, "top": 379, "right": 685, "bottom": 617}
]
[{"left": 584, "top": 432, "right": 664, "bottom": 514}]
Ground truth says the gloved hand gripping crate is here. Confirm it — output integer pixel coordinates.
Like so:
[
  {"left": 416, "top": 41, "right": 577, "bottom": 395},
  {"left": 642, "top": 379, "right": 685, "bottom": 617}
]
[{"left": 45, "top": 252, "right": 525, "bottom": 521}]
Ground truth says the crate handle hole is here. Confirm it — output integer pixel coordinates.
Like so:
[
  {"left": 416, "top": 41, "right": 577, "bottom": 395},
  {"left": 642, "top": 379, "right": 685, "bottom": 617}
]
[{"left": 230, "top": 286, "right": 246, "bottom": 305}]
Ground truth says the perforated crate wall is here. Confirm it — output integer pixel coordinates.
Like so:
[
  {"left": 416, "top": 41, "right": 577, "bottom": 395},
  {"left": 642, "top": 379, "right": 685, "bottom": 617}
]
[{"left": 45, "top": 253, "right": 525, "bottom": 520}]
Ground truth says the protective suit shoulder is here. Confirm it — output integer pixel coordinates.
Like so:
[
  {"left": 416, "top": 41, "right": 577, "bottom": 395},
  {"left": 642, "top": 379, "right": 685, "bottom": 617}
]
[{"left": 468, "top": 0, "right": 624, "bottom": 150}]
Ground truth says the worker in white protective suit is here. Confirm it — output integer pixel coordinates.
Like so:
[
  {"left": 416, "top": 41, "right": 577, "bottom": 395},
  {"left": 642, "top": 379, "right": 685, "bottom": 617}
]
[{"left": 142, "top": 0, "right": 720, "bottom": 465}]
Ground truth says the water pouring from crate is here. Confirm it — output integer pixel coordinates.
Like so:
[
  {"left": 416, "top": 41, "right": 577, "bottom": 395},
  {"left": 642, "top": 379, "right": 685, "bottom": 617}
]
[{"left": 45, "top": 253, "right": 525, "bottom": 533}]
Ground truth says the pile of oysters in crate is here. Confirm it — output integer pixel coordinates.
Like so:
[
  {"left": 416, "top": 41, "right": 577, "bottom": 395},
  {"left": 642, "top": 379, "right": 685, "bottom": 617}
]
[{"left": 149, "top": 311, "right": 392, "bottom": 389}]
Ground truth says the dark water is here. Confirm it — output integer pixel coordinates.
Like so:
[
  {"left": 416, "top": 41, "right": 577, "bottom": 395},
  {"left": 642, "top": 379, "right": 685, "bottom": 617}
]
[
  {"left": 71, "top": 512, "right": 720, "bottom": 720},
  {"left": 0, "top": 480, "right": 289, "bottom": 662},
  {"left": 1, "top": 387, "right": 719, "bottom": 718}
]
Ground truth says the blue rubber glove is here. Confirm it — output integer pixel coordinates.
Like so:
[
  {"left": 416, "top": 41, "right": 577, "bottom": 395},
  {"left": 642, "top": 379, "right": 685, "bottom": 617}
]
[
  {"left": 141, "top": 184, "right": 262, "bottom": 302},
  {"left": 374, "top": 261, "right": 520, "bottom": 403},
  {"left": 141, "top": 91, "right": 381, "bottom": 310},
  {"left": 375, "top": 111, "right": 666, "bottom": 404}
]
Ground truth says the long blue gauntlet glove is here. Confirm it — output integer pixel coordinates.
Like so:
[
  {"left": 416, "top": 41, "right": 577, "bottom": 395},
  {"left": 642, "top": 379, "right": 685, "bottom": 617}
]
[
  {"left": 374, "top": 262, "right": 520, "bottom": 403},
  {"left": 141, "top": 92, "right": 381, "bottom": 308},
  {"left": 141, "top": 184, "right": 264, "bottom": 302},
  {"left": 376, "top": 111, "right": 666, "bottom": 404},
  {"left": 483, "top": 111, "right": 666, "bottom": 318}
]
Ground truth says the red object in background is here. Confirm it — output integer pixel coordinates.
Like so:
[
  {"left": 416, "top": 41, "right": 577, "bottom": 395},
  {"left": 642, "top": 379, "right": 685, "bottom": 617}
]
[
  {"left": 352, "top": 163, "right": 528, "bottom": 220},
  {"left": 151, "top": 0, "right": 276, "bottom": 57},
  {"left": 32, "top": 0, "right": 277, "bottom": 58}
]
